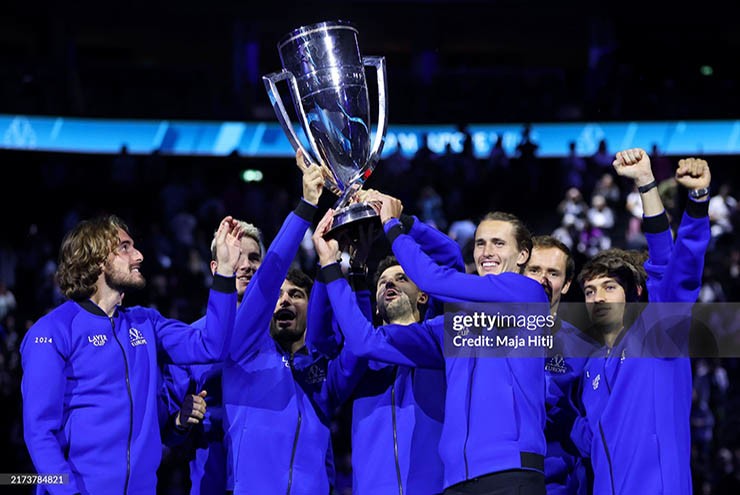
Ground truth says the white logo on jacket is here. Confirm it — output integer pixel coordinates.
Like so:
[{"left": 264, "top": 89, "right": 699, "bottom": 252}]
[
  {"left": 88, "top": 334, "right": 108, "bottom": 347},
  {"left": 129, "top": 328, "right": 147, "bottom": 347},
  {"left": 545, "top": 354, "right": 567, "bottom": 374},
  {"left": 592, "top": 374, "right": 601, "bottom": 390}
]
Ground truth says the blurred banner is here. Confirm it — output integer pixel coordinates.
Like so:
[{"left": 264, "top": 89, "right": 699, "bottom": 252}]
[{"left": 2, "top": 114, "right": 739, "bottom": 158}]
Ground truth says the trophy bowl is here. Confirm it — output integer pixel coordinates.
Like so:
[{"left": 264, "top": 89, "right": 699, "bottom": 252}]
[{"left": 263, "top": 20, "right": 388, "bottom": 241}]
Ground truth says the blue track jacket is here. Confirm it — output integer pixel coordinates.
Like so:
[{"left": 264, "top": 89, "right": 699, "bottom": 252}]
[
  {"left": 21, "top": 275, "right": 237, "bottom": 495},
  {"left": 308, "top": 215, "right": 456, "bottom": 494},
  {"left": 328, "top": 218, "right": 549, "bottom": 490},
  {"left": 544, "top": 319, "right": 597, "bottom": 495},
  {"left": 221, "top": 200, "right": 363, "bottom": 495},
  {"left": 577, "top": 199, "right": 710, "bottom": 495}
]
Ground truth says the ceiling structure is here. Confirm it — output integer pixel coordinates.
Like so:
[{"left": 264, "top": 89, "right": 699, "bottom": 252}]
[{"left": 1, "top": 1, "right": 738, "bottom": 123}]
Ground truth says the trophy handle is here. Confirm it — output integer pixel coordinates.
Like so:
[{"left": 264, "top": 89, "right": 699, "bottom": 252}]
[
  {"left": 363, "top": 55, "right": 388, "bottom": 176},
  {"left": 263, "top": 69, "right": 343, "bottom": 196}
]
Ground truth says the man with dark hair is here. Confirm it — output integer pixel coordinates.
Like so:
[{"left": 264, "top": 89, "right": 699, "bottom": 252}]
[
  {"left": 311, "top": 240, "right": 449, "bottom": 494},
  {"left": 575, "top": 149, "right": 711, "bottom": 495},
  {"left": 221, "top": 151, "right": 363, "bottom": 494},
  {"left": 21, "top": 214, "right": 244, "bottom": 495},
  {"left": 321, "top": 190, "right": 549, "bottom": 495},
  {"left": 305, "top": 202, "right": 465, "bottom": 494}
]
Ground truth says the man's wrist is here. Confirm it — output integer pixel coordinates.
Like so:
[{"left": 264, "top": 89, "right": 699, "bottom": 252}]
[
  {"left": 637, "top": 180, "right": 658, "bottom": 194},
  {"left": 174, "top": 414, "right": 190, "bottom": 431},
  {"left": 689, "top": 187, "right": 710, "bottom": 200},
  {"left": 635, "top": 174, "right": 656, "bottom": 188}
]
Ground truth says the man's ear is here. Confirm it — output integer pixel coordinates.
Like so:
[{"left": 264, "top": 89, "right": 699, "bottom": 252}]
[
  {"left": 516, "top": 249, "right": 530, "bottom": 267},
  {"left": 636, "top": 285, "right": 643, "bottom": 298},
  {"left": 561, "top": 279, "right": 572, "bottom": 295},
  {"left": 418, "top": 292, "right": 429, "bottom": 305}
]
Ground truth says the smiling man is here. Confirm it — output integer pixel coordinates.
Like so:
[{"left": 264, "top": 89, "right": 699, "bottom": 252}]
[
  {"left": 21, "top": 214, "right": 243, "bottom": 495},
  {"left": 337, "top": 192, "right": 549, "bottom": 495}
]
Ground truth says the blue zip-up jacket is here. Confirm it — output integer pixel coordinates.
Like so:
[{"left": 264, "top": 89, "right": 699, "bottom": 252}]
[
  {"left": 162, "top": 330, "right": 228, "bottom": 495},
  {"left": 222, "top": 200, "right": 363, "bottom": 495},
  {"left": 544, "top": 318, "right": 597, "bottom": 495},
  {"left": 331, "top": 218, "right": 549, "bottom": 489},
  {"left": 579, "top": 199, "right": 709, "bottom": 495},
  {"left": 306, "top": 215, "right": 458, "bottom": 494},
  {"left": 320, "top": 263, "right": 446, "bottom": 494},
  {"left": 21, "top": 275, "right": 237, "bottom": 495}
]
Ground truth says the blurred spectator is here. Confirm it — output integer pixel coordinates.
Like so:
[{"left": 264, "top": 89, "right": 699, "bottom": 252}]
[
  {"left": 624, "top": 184, "right": 647, "bottom": 249},
  {"left": 560, "top": 140, "right": 587, "bottom": 191},
  {"left": 587, "top": 194, "right": 615, "bottom": 231},
  {"left": 592, "top": 172, "right": 621, "bottom": 208},
  {"left": 515, "top": 123, "right": 541, "bottom": 194},
  {"left": 0, "top": 282, "right": 16, "bottom": 322},
  {"left": 416, "top": 185, "right": 447, "bottom": 231},
  {"left": 448, "top": 219, "right": 477, "bottom": 250},
  {"left": 487, "top": 134, "right": 510, "bottom": 172},
  {"left": 590, "top": 138, "right": 613, "bottom": 171},
  {"left": 557, "top": 187, "right": 588, "bottom": 231},
  {"left": 709, "top": 183, "right": 737, "bottom": 238},
  {"left": 111, "top": 144, "right": 138, "bottom": 186}
]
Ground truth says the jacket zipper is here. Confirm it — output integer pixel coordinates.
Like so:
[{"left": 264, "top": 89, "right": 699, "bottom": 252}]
[
  {"left": 286, "top": 412, "right": 302, "bottom": 495},
  {"left": 391, "top": 368, "right": 403, "bottom": 495},
  {"left": 463, "top": 359, "right": 476, "bottom": 479},
  {"left": 286, "top": 352, "right": 301, "bottom": 495},
  {"left": 597, "top": 351, "right": 615, "bottom": 493},
  {"left": 111, "top": 317, "right": 133, "bottom": 494}
]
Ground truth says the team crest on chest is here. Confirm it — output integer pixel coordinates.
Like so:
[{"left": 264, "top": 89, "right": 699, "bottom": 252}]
[
  {"left": 545, "top": 354, "right": 568, "bottom": 374},
  {"left": 129, "top": 328, "right": 147, "bottom": 347}
]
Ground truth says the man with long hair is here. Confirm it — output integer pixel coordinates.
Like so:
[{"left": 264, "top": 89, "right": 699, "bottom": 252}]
[{"left": 21, "top": 214, "right": 244, "bottom": 494}]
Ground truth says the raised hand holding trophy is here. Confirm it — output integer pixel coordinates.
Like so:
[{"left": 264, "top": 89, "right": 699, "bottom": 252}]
[{"left": 263, "top": 20, "right": 388, "bottom": 248}]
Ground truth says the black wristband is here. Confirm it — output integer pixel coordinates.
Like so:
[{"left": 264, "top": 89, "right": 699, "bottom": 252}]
[
  {"left": 320, "top": 262, "right": 344, "bottom": 283},
  {"left": 637, "top": 180, "right": 658, "bottom": 194},
  {"left": 385, "top": 223, "right": 405, "bottom": 244}
]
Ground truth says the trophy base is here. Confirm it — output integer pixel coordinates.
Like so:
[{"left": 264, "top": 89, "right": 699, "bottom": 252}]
[{"left": 326, "top": 202, "right": 381, "bottom": 248}]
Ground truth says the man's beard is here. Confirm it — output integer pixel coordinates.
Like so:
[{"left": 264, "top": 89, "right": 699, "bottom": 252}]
[
  {"left": 378, "top": 292, "right": 415, "bottom": 323},
  {"left": 105, "top": 267, "right": 146, "bottom": 293},
  {"left": 269, "top": 321, "right": 304, "bottom": 346}
]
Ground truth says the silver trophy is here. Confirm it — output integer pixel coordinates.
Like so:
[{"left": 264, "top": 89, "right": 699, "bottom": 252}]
[{"left": 263, "top": 20, "right": 388, "bottom": 243}]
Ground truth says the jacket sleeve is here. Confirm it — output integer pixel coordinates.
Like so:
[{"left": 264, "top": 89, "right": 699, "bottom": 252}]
[
  {"left": 569, "top": 414, "right": 593, "bottom": 459},
  {"left": 305, "top": 271, "right": 342, "bottom": 358},
  {"left": 305, "top": 267, "right": 374, "bottom": 359},
  {"left": 649, "top": 199, "right": 710, "bottom": 303},
  {"left": 642, "top": 210, "right": 673, "bottom": 299},
  {"left": 402, "top": 214, "right": 465, "bottom": 272},
  {"left": 20, "top": 321, "right": 82, "bottom": 495},
  {"left": 322, "top": 263, "right": 445, "bottom": 368},
  {"left": 160, "top": 364, "right": 195, "bottom": 447},
  {"left": 229, "top": 200, "right": 316, "bottom": 363},
  {"left": 385, "top": 218, "right": 548, "bottom": 304},
  {"left": 155, "top": 274, "right": 237, "bottom": 364}
]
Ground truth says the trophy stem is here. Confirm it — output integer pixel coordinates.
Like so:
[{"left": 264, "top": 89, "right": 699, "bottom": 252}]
[{"left": 334, "top": 183, "right": 362, "bottom": 211}]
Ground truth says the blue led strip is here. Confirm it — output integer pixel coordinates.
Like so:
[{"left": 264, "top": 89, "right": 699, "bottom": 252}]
[{"left": 1, "top": 114, "right": 739, "bottom": 159}]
